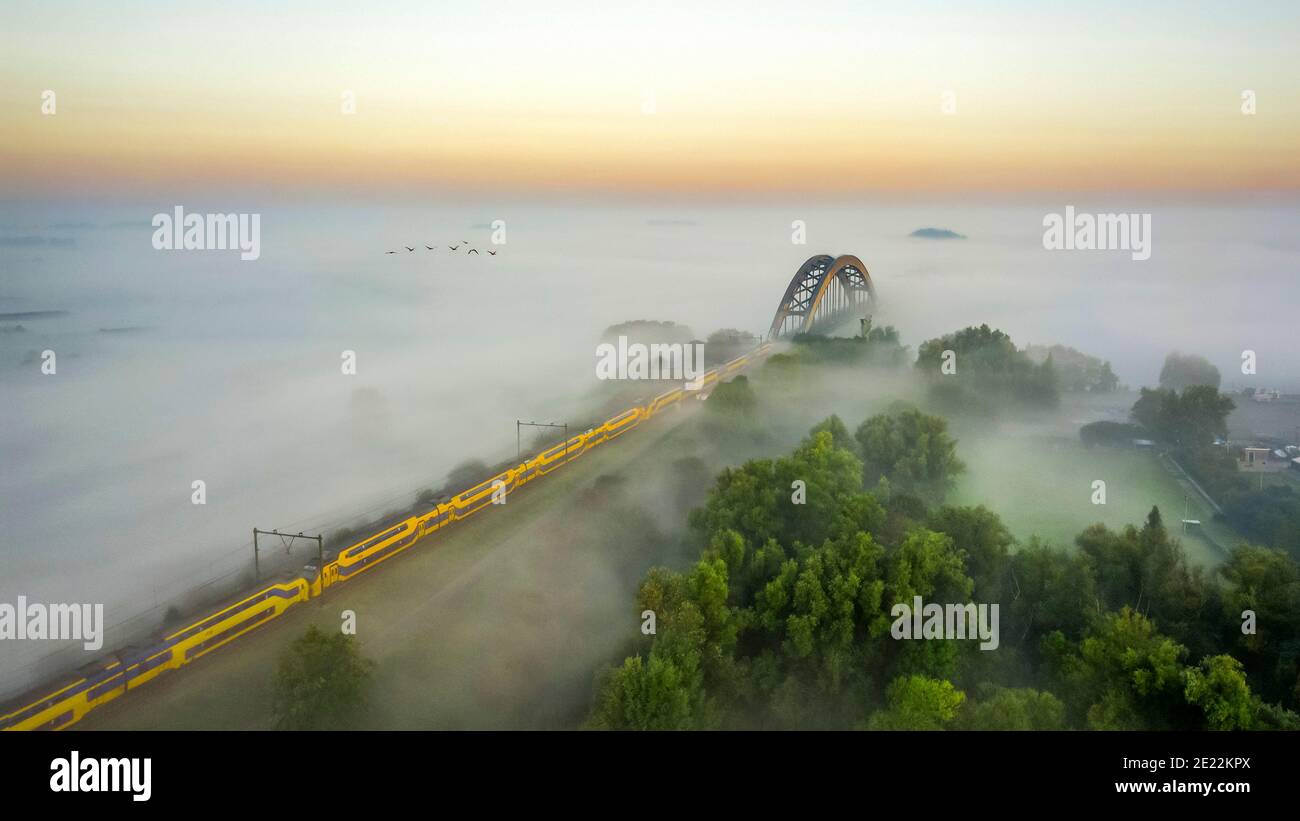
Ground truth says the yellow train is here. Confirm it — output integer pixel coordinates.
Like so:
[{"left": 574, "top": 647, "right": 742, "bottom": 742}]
[{"left": 0, "top": 344, "right": 771, "bottom": 731}]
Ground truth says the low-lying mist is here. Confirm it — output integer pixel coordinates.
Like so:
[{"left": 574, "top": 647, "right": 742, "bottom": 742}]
[{"left": 3, "top": 196, "right": 1297, "bottom": 695}]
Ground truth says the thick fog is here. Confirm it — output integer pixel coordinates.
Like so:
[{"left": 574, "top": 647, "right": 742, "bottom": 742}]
[{"left": 2, "top": 196, "right": 1298, "bottom": 693}]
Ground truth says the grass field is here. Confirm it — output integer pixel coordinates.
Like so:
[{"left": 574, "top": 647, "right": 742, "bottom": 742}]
[{"left": 950, "top": 431, "right": 1231, "bottom": 566}]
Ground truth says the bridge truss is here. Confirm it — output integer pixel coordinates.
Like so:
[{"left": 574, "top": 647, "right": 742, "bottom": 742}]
[{"left": 767, "top": 254, "right": 876, "bottom": 339}]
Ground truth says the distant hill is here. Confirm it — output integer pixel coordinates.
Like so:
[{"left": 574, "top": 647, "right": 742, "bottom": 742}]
[
  {"left": 600, "top": 320, "right": 696, "bottom": 344},
  {"left": 910, "top": 227, "right": 966, "bottom": 239}
]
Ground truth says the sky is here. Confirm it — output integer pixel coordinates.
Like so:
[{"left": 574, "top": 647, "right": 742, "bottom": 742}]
[
  {"left": 3, "top": 2, "right": 1300, "bottom": 697},
  {"left": 3, "top": 0, "right": 1299, "bottom": 199}
]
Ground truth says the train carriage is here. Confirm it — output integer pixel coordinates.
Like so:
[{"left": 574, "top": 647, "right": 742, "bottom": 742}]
[
  {"left": 526, "top": 435, "right": 584, "bottom": 479},
  {"left": 450, "top": 467, "right": 518, "bottom": 521},
  {"left": 1, "top": 342, "right": 774, "bottom": 731},
  {"left": 646, "top": 386, "right": 685, "bottom": 418},
  {"left": 0, "top": 576, "right": 310, "bottom": 731},
  {"left": 601, "top": 407, "right": 642, "bottom": 441},
  {"left": 334, "top": 519, "right": 422, "bottom": 580}
]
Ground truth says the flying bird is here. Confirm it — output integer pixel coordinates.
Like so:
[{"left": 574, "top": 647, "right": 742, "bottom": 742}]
[
  {"left": 487, "top": 250, "right": 497, "bottom": 255},
  {"left": 449, "top": 244, "right": 460, "bottom": 251},
  {"left": 425, "top": 245, "right": 436, "bottom": 250},
  {"left": 385, "top": 250, "right": 397, "bottom": 254},
  {"left": 467, "top": 248, "right": 479, "bottom": 255},
  {"left": 405, "top": 246, "right": 415, "bottom": 252}
]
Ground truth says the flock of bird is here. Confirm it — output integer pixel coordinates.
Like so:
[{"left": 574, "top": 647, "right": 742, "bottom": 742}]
[{"left": 385, "top": 241, "right": 497, "bottom": 256}]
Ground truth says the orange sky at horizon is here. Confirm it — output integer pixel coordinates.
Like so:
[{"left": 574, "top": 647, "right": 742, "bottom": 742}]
[
  {"left": 3, "top": 1, "right": 1298, "bottom": 199},
  {"left": 7, "top": 100, "right": 1295, "bottom": 199}
]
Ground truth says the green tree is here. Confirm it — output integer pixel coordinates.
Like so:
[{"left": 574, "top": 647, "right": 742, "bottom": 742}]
[
  {"left": 958, "top": 686, "right": 1066, "bottom": 730},
  {"left": 866, "top": 675, "right": 966, "bottom": 730},
  {"left": 1218, "top": 545, "right": 1300, "bottom": 710},
  {"left": 884, "top": 529, "right": 975, "bottom": 680},
  {"left": 1177, "top": 385, "right": 1236, "bottom": 443},
  {"left": 1221, "top": 486, "right": 1300, "bottom": 560},
  {"left": 1184, "top": 655, "right": 1256, "bottom": 730},
  {"left": 590, "top": 563, "right": 724, "bottom": 730},
  {"left": 784, "top": 330, "right": 909, "bottom": 368},
  {"left": 1158, "top": 352, "right": 1221, "bottom": 391},
  {"left": 1024, "top": 344, "right": 1119, "bottom": 393},
  {"left": 928, "top": 505, "right": 1013, "bottom": 601},
  {"left": 588, "top": 653, "right": 701, "bottom": 730},
  {"left": 769, "top": 533, "right": 887, "bottom": 695},
  {"left": 1130, "top": 386, "right": 1234, "bottom": 446},
  {"left": 1046, "top": 608, "right": 1190, "bottom": 730},
  {"left": 885, "top": 529, "right": 974, "bottom": 607},
  {"left": 689, "top": 431, "right": 881, "bottom": 557},
  {"left": 809, "top": 414, "right": 857, "bottom": 456},
  {"left": 272, "top": 625, "right": 375, "bottom": 730},
  {"left": 916, "top": 324, "right": 1059, "bottom": 408},
  {"left": 1006, "top": 539, "right": 1097, "bottom": 654},
  {"left": 1074, "top": 508, "right": 1219, "bottom": 657},
  {"left": 706, "top": 374, "right": 757, "bottom": 419},
  {"left": 704, "top": 328, "right": 756, "bottom": 365},
  {"left": 854, "top": 406, "right": 965, "bottom": 502},
  {"left": 592, "top": 402, "right": 1300, "bottom": 730},
  {"left": 1129, "top": 386, "right": 1170, "bottom": 433}
]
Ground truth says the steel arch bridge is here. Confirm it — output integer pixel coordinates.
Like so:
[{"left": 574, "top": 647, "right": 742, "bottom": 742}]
[{"left": 767, "top": 253, "right": 876, "bottom": 339}]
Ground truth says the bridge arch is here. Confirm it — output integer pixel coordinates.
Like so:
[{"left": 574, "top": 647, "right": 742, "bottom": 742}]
[{"left": 767, "top": 254, "right": 876, "bottom": 339}]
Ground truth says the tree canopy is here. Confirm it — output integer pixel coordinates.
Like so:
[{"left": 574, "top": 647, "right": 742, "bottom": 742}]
[
  {"left": 1130, "top": 385, "right": 1234, "bottom": 446},
  {"left": 1024, "top": 343, "right": 1119, "bottom": 393},
  {"left": 916, "top": 324, "right": 1059, "bottom": 410},
  {"left": 272, "top": 625, "right": 375, "bottom": 730},
  {"left": 1158, "top": 352, "right": 1222, "bottom": 391},
  {"left": 590, "top": 413, "right": 1300, "bottom": 731},
  {"left": 854, "top": 405, "right": 965, "bottom": 502}
]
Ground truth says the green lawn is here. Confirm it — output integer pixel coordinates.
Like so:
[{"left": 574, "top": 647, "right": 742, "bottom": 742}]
[{"left": 950, "top": 433, "right": 1229, "bottom": 566}]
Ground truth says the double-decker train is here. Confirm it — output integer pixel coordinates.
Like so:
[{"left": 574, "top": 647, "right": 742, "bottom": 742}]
[{"left": 0, "top": 344, "right": 772, "bottom": 731}]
